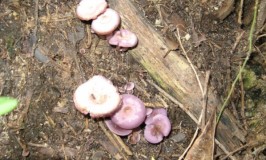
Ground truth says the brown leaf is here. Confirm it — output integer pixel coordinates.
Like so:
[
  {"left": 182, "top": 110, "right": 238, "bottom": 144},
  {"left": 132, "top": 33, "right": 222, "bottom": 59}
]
[{"left": 185, "top": 107, "right": 216, "bottom": 160}]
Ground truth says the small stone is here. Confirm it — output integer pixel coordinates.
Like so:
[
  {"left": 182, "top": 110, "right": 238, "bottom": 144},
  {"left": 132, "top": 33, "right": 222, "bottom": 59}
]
[{"left": 170, "top": 132, "right": 186, "bottom": 143}]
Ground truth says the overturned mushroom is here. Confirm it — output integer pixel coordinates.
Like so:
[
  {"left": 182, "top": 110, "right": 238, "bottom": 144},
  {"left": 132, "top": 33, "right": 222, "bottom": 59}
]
[
  {"left": 73, "top": 75, "right": 121, "bottom": 117},
  {"left": 144, "top": 114, "right": 171, "bottom": 144}
]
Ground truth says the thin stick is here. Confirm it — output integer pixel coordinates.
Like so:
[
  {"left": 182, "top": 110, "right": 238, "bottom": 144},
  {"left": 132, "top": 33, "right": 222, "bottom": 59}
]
[
  {"left": 178, "top": 127, "right": 200, "bottom": 160},
  {"left": 0, "top": 9, "right": 12, "bottom": 19},
  {"left": 147, "top": 79, "right": 199, "bottom": 124},
  {"left": 231, "top": 30, "right": 245, "bottom": 54},
  {"left": 27, "top": 142, "right": 49, "bottom": 148},
  {"left": 31, "top": 0, "right": 39, "bottom": 56},
  {"left": 99, "top": 121, "right": 128, "bottom": 159},
  {"left": 217, "top": 0, "right": 259, "bottom": 123},
  {"left": 201, "top": 70, "right": 210, "bottom": 128},
  {"left": 112, "top": 133, "right": 133, "bottom": 155},
  {"left": 174, "top": 30, "right": 204, "bottom": 95},
  {"left": 239, "top": 68, "right": 248, "bottom": 130},
  {"left": 215, "top": 139, "right": 237, "bottom": 160},
  {"left": 221, "top": 142, "right": 257, "bottom": 160},
  {"left": 237, "top": 0, "right": 244, "bottom": 24}
]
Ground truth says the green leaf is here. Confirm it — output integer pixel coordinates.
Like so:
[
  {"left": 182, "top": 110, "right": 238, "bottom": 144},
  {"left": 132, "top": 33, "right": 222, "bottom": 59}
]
[{"left": 0, "top": 97, "right": 18, "bottom": 116}]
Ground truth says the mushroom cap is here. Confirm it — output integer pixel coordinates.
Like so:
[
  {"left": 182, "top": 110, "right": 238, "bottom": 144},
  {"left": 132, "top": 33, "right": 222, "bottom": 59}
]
[
  {"left": 111, "top": 94, "right": 146, "bottom": 129},
  {"left": 145, "top": 108, "right": 167, "bottom": 125},
  {"left": 146, "top": 108, "right": 153, "bottom": 116},
  {"left": 91, "top": 8, "right": 120, "bottom": 35},
  {"left": 73, "top": 75, "right": 121, "bottom": 117},
  {"left": 108, "top": 29, "right": 138, "bottom": 48},
  {"left": 76, "top": 0, "right": 107, "bottom": 21},
  {"left": 144, "top": 114, "right": 171, "bottom": 144},
  {"left": 104, "top": 119, "right": 132, "bottom": 136}
]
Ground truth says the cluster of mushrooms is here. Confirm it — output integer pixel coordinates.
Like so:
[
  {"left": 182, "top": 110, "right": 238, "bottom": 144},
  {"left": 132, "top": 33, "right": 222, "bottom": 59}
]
[
  {"left": 76, "top": 0, "right": 138, "bottom": 51},
  {"left": 74, "top": 0, "right": 171, "bottom": 144}
]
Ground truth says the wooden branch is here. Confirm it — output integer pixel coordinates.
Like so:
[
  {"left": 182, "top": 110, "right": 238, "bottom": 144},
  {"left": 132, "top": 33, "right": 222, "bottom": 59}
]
[{"left": 109, "top": 0, "right": 245, "bottom": 152}]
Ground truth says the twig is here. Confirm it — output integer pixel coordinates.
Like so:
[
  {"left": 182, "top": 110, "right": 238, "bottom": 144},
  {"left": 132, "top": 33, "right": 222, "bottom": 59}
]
[
  {"left": 99, "top": 121, "right": 129, "bottom": 159},
  {"left": 17, "top": 89, "right": 34, "bottom": 127},
  {"left": 252, "top": 143, "right": 266, "bottom": 156},
  {"left": 221, "top": 141, "right": 258, "bottom": 160},
  {"left": 215, "top": 139, "right": 237, "bottom": 160},
  {"left": 237, "top": 0, "right": 244, "bottom": 24},
  {"left": 174, "top": 29, "right": 204, "bottom": 95},
  {"left": 62, "top": 144, "right": 68, "bottom": 160},
  {"left": 112, "top": 134, "right": 133, "bottom": 155},
  {"left": 217, "top": 0, "right": 259, "bottom": 123},
  {"left": 147, "top": 79, "right": 199, "bottom": 124},
  {"left": 178, "top": 127, "right": 200, "bottom": 160},
  {"left": 86, "top": 25, "right": 92, "bottom": 48},
  {"left": 31, "top": 0, "right": 39, "bottom": 56},
  {"left": 231, "top": 30, "right": 245, "bottom": 54},
  {"left": 27, "top": 142, "right": 49, "bottom": 148},
  {"left": 239, "top": 68, "right": 248, "bottom": 130},
  {"left": 0, "top": 9, "right": 12, "bottom": 19},
  {"left": 201, "top": 70, "right": 210, "bottom": 128}
]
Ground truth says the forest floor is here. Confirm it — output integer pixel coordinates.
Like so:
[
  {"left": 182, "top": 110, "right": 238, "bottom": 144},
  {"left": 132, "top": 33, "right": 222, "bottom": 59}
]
[{"left": 0, "top": 0, "right": 265, "bottom": 159}]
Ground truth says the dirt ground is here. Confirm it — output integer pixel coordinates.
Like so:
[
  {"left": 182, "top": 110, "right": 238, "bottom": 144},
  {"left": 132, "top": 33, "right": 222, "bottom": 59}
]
[{"left": 0, "top": 0, "right": 265, "bottom": 159}]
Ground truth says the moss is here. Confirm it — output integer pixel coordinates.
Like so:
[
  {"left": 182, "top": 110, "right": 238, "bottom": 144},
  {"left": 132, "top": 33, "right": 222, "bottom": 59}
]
[
  {"left": 6, "top": 36, "right": 15, "bottom": 58},
  {"left": 242, "top": 68, "right": 258, "bottom": 90}
]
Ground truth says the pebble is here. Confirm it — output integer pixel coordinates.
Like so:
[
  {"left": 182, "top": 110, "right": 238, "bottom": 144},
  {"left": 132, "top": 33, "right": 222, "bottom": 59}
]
[{"left": 170, "top": 132, "right": 186, "bottom": 143}]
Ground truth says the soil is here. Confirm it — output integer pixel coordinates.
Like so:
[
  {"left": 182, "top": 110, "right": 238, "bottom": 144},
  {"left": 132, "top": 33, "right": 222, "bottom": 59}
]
[{"left": 0, "top": 0, "right": 265, "bottom": 159}]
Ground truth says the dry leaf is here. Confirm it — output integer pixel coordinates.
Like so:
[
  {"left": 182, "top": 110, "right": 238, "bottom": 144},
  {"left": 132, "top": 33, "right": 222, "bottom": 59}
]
[{"left": 184, "top": 107, "right": 216, "bottom": 160}]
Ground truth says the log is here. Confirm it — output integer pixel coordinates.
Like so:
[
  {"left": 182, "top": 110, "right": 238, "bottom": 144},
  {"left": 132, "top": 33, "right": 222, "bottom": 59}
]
[{"left": 108, "top": 0, "right": 245, "bottom": 152}]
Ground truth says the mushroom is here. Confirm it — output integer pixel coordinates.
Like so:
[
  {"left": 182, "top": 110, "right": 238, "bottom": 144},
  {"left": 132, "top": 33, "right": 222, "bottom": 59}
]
[
  {"left": 118, "top": 82, "right": 135, "bottom": 94},
  {"left": 104, "top": 119, "right": 132, "bottom": 136},
  {"left": 73, "top": 75, "right": 121, "bottom": 117},
  {"left": 111, "top": 94, "right": 146, "bottom": 129},
  {"left": 108, "top": 29, "right": 138, "bottom": 51},
  {"left": 145, "top": 108, "right": 168, "bottom": 125},
  {"left": 146, "top": 108, "right": 153, "bottom": 116},
  {"left": 91, "top": 8, "right": 120, "bottom": 35},
  {"left": 144, "top": 114, "right": 171, "bottom": 144},
  {"left": 76, "top": 0, "right": 107, "bottom": 21}
]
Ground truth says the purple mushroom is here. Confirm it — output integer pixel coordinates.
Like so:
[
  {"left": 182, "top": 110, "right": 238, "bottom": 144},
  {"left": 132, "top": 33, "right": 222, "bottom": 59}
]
[
  {"left": 146, "top": 108, "right": 153, "bottom": 116},
  {"left": 104, "top": 119, "right": 132, "bottom": 136},
  {"left": 111, "top": 94, "right": 146, "bottom": 129},
  {"left": 108, "top": 29, "right": 138, "bottom": 51},
  {"left": 145, "top": 108, "right": 168, "bottom": 125},
  {"left": 144, "top": 114, "right": 171, "bottom": 144},
  {"left": 118, "top": 82, "right": 135, "bottom": 94}
]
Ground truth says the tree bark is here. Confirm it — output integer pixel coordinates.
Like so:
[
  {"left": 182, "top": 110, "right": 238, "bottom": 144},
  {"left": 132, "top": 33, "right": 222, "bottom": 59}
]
[{"left": 109, "top": 0, "right": 245, "bottom": 152}]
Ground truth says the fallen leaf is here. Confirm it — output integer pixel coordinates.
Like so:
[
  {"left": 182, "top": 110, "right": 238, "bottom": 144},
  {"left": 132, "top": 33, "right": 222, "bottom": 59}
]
[{"left": 184, "top": 107, "right": 216, "bottom": 160}]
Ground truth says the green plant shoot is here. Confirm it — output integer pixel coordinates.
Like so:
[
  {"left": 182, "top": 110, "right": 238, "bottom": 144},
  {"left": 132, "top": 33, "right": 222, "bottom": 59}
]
[{"left": 0, "top": 97, "right": 18, "bottom": 116}]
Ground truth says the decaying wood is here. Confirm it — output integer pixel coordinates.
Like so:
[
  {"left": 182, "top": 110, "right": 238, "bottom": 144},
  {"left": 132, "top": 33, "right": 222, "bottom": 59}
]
[
  {"left": 109, "top": 0, "right": 245, "bottom": 152},
  {"left": 214, "top": 0, "right": 235, "bottom": 20}
]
